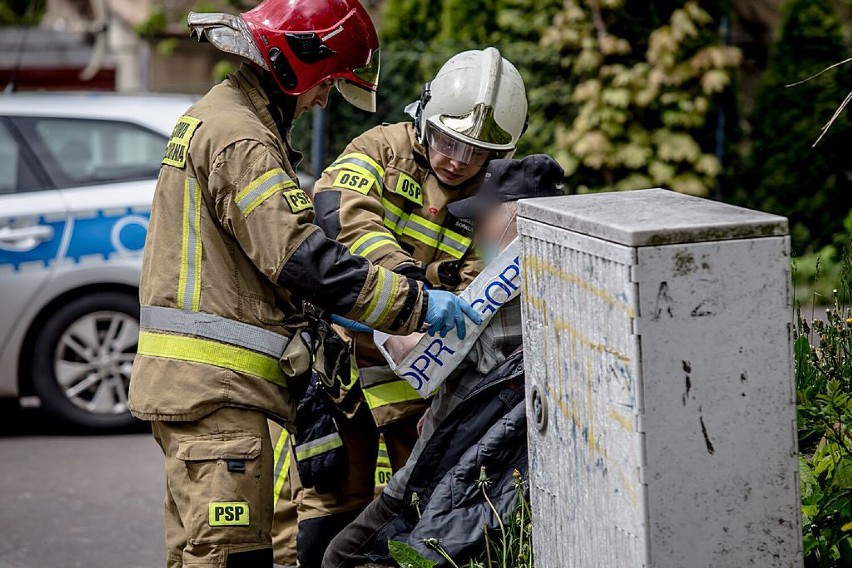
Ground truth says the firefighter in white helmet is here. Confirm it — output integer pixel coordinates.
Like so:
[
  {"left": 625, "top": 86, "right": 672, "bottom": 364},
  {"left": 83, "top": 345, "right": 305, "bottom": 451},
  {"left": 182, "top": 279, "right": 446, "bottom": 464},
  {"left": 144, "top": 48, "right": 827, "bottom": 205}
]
[{"left": 279, "top": 47, "right": 528, "bottom": 566}]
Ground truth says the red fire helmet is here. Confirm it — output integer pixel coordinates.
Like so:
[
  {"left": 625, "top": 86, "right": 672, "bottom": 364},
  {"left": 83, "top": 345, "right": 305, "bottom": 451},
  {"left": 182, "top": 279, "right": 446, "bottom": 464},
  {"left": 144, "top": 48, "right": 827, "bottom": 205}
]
[{"left": 189, "top": 0, "right": 380, "bottom": 111}]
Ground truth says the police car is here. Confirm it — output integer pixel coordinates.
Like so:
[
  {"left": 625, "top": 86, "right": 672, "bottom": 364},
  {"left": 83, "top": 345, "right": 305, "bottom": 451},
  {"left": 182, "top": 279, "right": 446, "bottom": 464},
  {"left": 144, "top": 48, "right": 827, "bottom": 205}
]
[
  {"left": 0, "top": 93, "right": 314, "bottom": 429},
  {"left": 0, "top": 93, "right": 195, "bottom": 428}
]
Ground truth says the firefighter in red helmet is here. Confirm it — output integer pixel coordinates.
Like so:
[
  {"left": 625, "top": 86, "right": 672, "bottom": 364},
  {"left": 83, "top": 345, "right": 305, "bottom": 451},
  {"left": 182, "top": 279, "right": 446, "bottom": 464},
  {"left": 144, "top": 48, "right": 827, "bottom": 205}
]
[{"left": 128, "top": 1, "right": 481, "bottom": 566}]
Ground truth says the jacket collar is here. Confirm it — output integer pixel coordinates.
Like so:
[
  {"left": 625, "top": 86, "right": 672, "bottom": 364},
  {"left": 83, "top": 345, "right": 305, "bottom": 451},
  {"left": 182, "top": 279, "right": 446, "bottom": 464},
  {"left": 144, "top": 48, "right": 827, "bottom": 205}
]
[{"left": 230, "top": 63, "right": 304, "bottom": 168}]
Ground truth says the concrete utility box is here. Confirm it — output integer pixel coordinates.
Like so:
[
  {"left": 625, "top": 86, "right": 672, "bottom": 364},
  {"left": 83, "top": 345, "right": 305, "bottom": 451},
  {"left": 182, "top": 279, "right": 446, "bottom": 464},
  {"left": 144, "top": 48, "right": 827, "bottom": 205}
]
[{"left": 518, "top": 189, "right": 801, "bottom": 567}]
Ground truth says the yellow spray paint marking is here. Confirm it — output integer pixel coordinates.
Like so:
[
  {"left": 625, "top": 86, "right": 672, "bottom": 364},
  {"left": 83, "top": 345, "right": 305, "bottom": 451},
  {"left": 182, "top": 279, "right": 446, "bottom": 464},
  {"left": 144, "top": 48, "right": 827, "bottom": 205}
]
[
  {"left": 554, "top": 318, "right": 631, "bottom": 363},
  {"left": 208, "top": 502, "right": 250, "bottom": 526},
  {"left": 608, "top": 408, "right": 634, "bottom": 432},
  {"left": 163, "top": 116, "right": 201, "bottom": 168},
  {"left": 525, "top": 256, "right": 635, "bottom": 316}
]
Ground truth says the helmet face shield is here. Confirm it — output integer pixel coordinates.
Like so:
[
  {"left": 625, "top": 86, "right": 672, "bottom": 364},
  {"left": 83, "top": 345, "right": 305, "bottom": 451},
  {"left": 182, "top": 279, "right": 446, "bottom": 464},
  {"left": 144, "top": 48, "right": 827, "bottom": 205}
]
[
  {"left": 426, "top": 122, "right": 502, "bottom": 166},
  {"left": 335, "top": 49, "right": 379, "bottom": 112},
  {"left": 352, "top": 49, "right": 380, "bottom": 88},
  {"left": 337, "top": 79, "right": 377, "bottom": 112}
]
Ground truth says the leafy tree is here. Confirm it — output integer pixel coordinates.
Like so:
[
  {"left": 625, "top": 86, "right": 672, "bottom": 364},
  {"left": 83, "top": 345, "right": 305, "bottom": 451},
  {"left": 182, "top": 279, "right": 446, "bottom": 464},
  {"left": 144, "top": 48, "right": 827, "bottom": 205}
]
[
  {"left": 738, "top": 0, "right": 852, "bottom": 255},
  {"left": 542, "top": 0, "right": 741, "bottom": 196},
  {"left": 0, "top": 0, "right": 44, "bottom": 25}
]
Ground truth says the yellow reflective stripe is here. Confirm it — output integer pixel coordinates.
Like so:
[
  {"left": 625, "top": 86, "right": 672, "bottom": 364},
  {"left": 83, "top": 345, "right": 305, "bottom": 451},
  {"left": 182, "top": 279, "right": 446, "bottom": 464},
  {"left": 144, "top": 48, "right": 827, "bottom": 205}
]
[
  {"left": 375, "top": 437, "right": 393, "bottom": 487},
  {"left": 236, "top": 168, "right": 297, "bottom": 217},
  {"left": 363, "top": 380, "right": 422, "bottom": 409},
  {"left": 402, "top": 214, "right": 472, "bottom": 260},
  {"left": 381, "top": 197, "right": 408, "bottom": 234},
  {"left": 137, "top": 331, "right": 288, "bottom": 387},
  {"left": 350, "top": 231, "right": 401, "bottom": 257},
  {"left": 294, "top": 433, "right": 343, "bottom": 461},
  {"left": 272, "top": 429, "right": 290, "bottom": 507},
  {"left": 177, "top": 178, "right": 202, "bottom": 311},
  {"left": 361, "top": 268, "right": 400, "bottom": 328},
  {"left": 335, "top": 152, "right": 386, "bottom": 178}
]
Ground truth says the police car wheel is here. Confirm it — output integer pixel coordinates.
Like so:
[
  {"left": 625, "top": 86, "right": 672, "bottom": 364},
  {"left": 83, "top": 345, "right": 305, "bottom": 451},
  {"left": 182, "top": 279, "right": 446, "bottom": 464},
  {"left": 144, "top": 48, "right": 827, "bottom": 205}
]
[{"left": 31, "top": 293, "right": 139, "bottom": 429}]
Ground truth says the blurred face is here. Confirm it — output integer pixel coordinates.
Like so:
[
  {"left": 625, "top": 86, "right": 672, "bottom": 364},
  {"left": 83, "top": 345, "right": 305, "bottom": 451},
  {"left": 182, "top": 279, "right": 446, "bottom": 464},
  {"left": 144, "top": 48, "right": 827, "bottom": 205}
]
[
  {"left": 478, "top": 203, "right": 518, "bottom": 249},
  {"left": 476, "top": 202, "right": 518, "bottom": 263},
  {"left": 294, "top": 79, "right": 334, "bottom": 119}
]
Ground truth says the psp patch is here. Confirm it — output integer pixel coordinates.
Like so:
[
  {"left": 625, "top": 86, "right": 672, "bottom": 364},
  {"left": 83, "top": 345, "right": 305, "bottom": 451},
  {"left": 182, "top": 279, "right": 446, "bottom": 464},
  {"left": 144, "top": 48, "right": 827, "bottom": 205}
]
[
  {"left": 163, "top": 116, "right": 202, "bottom": 168},
  {"left": 395, "top": 172, "right": 423, "bottom": 206},
  {"left": 208, "top": 502, "right": 250, "bottom": 527},
  {"left": 333, "top": 169, "right": 375, "bottom": 195},
  {"left": 283, "top": 188, "right": 313, "bottom": 213}
]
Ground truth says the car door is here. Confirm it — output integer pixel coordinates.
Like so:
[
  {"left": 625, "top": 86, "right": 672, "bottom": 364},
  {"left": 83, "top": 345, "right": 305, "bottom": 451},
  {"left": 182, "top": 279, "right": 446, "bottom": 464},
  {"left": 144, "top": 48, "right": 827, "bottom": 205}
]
[
  {"left": 0, "top": 117, "right": 68, "bottom": 353},
  {"left": 3, "top": 114, "right": 170, "bottom": 426}
]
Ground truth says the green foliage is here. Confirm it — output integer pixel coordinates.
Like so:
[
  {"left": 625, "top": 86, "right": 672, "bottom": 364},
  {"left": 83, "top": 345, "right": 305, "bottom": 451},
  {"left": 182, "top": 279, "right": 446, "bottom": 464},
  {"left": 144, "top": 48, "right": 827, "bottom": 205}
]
[
  {"left": 0, "top": 0, "right": 43, "bottom": 25},
  {"left": 389, "top": 469, "right": 533, "bottom": 568},
  {"left": 135, "top": 7, "right": 168, "bottom": 38},
  {"left": 738, "top": 0, "right": 852, "bottom": 255},
  {"left": 795, "top": 276, "right": 852, "bottom": 565},
  {"left": 542, "top": 1, "right": 741, "bottom": 196},
  {"left": 389, "top": 540, "right": 438, "bottom": 568},
  {"left": 319, "top": 0, "right": 563, "bottom": 164}
]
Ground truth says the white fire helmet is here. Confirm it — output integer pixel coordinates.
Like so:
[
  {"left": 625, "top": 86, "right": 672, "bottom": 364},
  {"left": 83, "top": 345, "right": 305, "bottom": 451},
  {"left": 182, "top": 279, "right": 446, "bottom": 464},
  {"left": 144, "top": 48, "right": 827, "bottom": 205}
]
[{"left": 411, "top": 48, "right": 528, "bottom": 162}]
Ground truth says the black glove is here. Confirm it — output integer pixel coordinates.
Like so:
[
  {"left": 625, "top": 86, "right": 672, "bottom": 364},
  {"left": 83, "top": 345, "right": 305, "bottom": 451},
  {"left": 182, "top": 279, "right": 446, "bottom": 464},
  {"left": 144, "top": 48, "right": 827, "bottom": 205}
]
[{"left": 292, "top": 371, "right": 349, "bottom": 494}]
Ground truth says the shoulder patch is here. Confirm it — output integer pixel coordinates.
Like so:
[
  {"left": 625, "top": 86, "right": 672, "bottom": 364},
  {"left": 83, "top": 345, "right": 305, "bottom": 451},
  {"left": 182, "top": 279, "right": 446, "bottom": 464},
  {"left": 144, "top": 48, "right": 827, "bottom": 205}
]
[
  {"left": 333, "top": 169, "right": 375, "bottom": 195},
  {"left": 283, "top": 188, "right": 313, "bottom": 213},
  {"left": 163, "top": 116, "right": 202, "bottom": 168},
  {"left": 394, "top": 172, "right": 423, "bottom": 206}
]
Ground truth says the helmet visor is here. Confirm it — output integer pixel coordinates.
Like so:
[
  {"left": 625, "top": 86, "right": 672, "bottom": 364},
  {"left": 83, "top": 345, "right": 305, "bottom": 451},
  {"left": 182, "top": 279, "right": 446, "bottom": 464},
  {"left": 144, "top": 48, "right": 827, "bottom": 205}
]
[
  {"left": 426, "top": 123, "right": 495, "bottom": 166},
  {"left": 336, "top": 49, "right": 380, "bottom": 112},
  {"left": 337, "top": 80, "right": 377, "bottom": 112}
]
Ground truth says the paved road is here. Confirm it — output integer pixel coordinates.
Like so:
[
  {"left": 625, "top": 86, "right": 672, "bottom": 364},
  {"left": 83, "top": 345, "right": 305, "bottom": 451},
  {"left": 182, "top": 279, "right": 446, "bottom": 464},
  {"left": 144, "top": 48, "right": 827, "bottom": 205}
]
[{"left": 0, "top": 405, "right": 164, "bottom": 568}]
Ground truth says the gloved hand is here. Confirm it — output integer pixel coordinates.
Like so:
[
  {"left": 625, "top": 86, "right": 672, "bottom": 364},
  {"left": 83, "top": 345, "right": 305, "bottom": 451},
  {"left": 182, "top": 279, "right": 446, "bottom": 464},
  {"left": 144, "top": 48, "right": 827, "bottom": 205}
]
[
  {"left": 330, "top": 314, "right": 374, "bottom": 333},
  {"left": 293, "top": 372, "right": 349, "bottom": 494},
  {"left": 424, "top": 290, "right": 482, "bottom": 339}
]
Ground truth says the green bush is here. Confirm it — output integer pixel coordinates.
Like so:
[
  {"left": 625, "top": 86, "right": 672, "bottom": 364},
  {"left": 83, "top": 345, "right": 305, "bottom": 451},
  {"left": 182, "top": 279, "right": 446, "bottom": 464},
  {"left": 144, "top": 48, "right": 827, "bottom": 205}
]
[
  {"left": 737, "top": 0, "right": 852, "bottom": 255},
  {"left": 796, "top": 275, "right": 852, "bottom": 565}
]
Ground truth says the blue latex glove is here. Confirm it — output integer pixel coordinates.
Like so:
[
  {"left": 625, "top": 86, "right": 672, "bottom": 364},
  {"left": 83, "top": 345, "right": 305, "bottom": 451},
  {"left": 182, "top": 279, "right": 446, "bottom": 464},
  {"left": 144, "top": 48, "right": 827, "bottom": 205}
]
[
  {"left": 330, "top": 314, "right": 374, "bottom": 333},
  {"left": 424, "top": 290, "right": 483, "bottom": 339}
]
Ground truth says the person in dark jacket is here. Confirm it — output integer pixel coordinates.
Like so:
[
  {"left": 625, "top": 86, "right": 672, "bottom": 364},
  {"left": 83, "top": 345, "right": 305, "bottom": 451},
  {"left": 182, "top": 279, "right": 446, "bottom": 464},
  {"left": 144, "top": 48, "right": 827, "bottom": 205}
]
[{"left": 322, "top": 156, "right": 564, "bottom": 567}]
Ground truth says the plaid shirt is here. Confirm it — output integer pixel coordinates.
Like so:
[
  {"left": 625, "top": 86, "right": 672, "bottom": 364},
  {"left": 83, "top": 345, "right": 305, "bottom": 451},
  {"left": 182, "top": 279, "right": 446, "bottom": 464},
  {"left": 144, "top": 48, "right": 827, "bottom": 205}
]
[{"left": 385, "top": 297, "right": 523, "bottom": 500}]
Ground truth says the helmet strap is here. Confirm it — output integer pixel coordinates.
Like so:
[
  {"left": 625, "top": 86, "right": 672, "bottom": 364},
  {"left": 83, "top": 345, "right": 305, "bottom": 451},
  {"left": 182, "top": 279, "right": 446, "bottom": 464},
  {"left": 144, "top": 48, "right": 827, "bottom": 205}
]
[{"left": 414, "top": 81, "right": 432, "bottom": 140}]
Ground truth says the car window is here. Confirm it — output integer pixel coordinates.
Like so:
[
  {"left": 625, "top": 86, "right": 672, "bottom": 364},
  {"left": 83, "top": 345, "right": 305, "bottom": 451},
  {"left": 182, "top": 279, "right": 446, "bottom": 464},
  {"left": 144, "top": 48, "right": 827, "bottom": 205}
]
[
  {"left": 0, "top": 121, "right": 45, "bottom": 195},
  {"left": 20, "top": 117, "right": 166, "bottom": 188}
]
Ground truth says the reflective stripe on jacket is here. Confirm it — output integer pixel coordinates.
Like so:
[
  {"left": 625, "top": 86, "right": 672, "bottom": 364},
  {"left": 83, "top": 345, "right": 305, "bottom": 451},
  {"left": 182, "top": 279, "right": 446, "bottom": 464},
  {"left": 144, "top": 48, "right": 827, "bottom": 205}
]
[{"left": 128, "top": 64, "right": 427, "bottom": 424}]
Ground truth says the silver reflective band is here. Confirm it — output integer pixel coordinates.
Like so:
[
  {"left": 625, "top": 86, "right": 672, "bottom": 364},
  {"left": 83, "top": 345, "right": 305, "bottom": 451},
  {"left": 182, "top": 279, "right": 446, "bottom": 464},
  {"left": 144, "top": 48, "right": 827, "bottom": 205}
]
[
  {"left": 140, "top": 305, "right": 290, "bottom": 358},
  {"left": 294, "top": 432, "right": 344, "bottom": 460},
  {"left": 236, "top": 170, "right": 293, "bottom": 215},
  {"left": 359, "top": 365, "right": 397, "bottom": 388},
  {"left": 179, "top": 177, "right": 202, "bottom": 312},
  {"left": 330, "top": 156, "right": 385, "bottom": 193},
  {"left": 405, "top": 216, "right": 468, "bottom": 256}
]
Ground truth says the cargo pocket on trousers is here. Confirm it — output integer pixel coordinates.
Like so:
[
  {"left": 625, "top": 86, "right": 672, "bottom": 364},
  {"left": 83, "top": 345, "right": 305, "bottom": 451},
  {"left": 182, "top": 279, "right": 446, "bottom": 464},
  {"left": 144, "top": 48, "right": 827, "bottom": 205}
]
[{"left": 175, "top": 435, "right": 264, "bottom": 547}]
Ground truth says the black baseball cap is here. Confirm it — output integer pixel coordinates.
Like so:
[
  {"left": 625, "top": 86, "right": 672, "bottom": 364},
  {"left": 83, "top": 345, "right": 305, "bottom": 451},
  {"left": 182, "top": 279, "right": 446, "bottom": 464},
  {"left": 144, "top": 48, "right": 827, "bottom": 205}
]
[{"left": 447, "top": 154, "right": 564, "bottom": 219}]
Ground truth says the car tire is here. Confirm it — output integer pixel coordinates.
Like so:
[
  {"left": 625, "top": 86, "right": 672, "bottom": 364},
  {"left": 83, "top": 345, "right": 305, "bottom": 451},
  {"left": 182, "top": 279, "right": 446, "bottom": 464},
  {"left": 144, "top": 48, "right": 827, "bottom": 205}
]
[{"left": 31, "top": 292, "right": 140, "bottom": 429}]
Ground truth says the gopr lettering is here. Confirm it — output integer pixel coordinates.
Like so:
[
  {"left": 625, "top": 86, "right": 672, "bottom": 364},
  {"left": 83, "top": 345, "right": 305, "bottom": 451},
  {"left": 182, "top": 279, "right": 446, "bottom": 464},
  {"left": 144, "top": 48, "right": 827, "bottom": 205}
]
[{"left": 208, "top": 502, "right": 250, "bottom": 527}]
